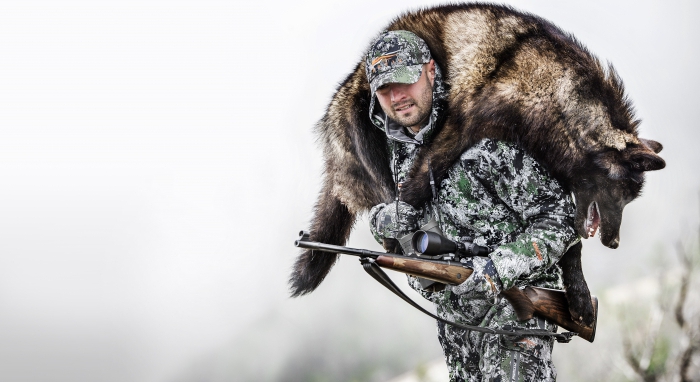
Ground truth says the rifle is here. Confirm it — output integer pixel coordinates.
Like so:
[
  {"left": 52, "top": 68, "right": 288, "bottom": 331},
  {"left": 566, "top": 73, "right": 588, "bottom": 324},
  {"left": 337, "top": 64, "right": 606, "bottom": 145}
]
[{"left": 295, "top": 231, "right": 597, "bottom": 342}]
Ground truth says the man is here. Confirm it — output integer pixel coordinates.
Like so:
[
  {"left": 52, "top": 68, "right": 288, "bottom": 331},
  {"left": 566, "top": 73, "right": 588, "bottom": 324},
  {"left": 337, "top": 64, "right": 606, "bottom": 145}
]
[{"left": 365, "top": 30, "right": 579, "bottom": 381}]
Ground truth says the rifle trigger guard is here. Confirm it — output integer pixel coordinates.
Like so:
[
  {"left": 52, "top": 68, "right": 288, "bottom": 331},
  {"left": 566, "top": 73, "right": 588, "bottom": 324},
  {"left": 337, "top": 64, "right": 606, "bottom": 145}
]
[{"left": 555, "top": 332, "right": 577, "bottom": 343}]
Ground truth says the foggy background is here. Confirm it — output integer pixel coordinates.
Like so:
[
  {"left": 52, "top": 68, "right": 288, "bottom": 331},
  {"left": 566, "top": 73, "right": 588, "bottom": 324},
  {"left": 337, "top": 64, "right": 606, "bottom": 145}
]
[{"left": 0, "top": 0, "right": 698, "bottom": 381}]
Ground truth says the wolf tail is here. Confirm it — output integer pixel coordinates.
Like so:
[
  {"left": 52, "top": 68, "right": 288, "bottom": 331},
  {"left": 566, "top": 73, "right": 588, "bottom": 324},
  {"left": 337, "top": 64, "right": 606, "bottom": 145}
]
[{"left": 289, "top": 190, "right": 356, "bottom": 297}]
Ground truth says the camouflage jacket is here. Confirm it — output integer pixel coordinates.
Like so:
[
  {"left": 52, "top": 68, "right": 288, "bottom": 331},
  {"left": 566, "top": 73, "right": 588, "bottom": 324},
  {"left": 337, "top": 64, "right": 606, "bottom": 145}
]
[
  {"left": 420, "top": 137, "right": 576, "bottom": 287},
  {"left": 376, "top": 136, "right": 579, "bottom": 324}
]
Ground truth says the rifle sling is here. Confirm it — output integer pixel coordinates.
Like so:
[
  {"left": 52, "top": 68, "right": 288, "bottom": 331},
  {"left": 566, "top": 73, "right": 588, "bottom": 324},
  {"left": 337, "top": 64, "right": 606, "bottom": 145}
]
[{"left": 359, "top": 257, "right": 576, "bottom": 343}]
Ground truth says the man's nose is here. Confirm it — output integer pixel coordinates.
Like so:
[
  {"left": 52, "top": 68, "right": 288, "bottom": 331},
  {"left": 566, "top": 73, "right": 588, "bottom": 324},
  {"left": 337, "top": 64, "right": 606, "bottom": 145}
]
[{"left": 390, "top": 86, "right": 406, "bottom": 102}]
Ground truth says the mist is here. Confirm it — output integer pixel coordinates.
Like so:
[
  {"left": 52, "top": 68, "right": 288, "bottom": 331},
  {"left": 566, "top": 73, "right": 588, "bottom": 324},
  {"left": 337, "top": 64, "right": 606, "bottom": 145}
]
[{"left": 0, "top": 0, "right": 698, "bottom": 380}]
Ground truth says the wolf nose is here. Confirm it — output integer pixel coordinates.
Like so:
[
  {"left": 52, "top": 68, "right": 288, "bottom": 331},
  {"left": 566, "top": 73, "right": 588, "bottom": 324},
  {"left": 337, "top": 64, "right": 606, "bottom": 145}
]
[{"left": 610, "top": 238, "right": 619, "bottom": 249}]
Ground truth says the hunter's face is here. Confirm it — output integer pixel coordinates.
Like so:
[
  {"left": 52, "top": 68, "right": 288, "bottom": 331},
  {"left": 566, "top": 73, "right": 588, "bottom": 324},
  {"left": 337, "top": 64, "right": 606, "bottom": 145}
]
[{"left": 375, "top": 60, "right": 435, "bottom": 133}]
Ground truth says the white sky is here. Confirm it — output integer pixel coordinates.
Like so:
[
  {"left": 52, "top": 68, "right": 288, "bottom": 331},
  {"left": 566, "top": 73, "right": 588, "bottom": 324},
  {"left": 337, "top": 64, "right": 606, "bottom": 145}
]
[{"left": 0, "top": 0, "right": 698, "bottom": 381}]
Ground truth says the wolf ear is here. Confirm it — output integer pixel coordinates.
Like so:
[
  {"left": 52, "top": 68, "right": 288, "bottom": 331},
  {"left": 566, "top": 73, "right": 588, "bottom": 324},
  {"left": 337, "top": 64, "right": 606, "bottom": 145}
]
[
  {"left": 629, "top": 151, "right": 666, "bottom": 171},
  {"left": 639, "top": 138, "right": 663, "bottom": 154}
]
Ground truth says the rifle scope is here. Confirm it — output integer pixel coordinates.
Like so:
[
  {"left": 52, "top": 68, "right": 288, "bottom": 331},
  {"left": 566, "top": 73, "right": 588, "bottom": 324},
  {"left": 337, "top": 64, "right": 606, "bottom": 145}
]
[{"left": 411, "top": 230, "right": 489, "bottom": 257}]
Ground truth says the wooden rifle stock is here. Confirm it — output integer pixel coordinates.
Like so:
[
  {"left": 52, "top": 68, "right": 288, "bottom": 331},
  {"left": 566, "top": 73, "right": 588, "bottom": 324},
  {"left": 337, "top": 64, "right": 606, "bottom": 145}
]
[
  {"left": 375, "top": 255, "right": 597, "bottom": 342},
  {"left": 374, "top": 255, "right": 473, "bottom": 284}
]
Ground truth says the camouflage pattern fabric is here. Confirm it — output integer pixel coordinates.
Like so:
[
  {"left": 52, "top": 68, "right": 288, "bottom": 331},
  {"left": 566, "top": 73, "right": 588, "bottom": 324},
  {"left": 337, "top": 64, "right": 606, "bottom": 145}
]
[
  {"left": 369, "top": 200, "right": 422, "bottom": 241},
  {"left": 365, "top": 30, "right": 432, "bottom": 95},
  {"left": 373, "top": 137, "right": 578, "bottom": 381},
  {"left": 432, "top": 139, "right": 578, "bottom": 292},
  {"left": 453, "top": 256, "right": 502, "bottom": 301}
]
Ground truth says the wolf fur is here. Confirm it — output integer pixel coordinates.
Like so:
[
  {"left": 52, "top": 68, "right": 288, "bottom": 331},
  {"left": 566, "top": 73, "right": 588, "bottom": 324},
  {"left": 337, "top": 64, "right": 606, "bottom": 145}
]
[{"left": 290, "top": 4, "right": 665, "bottom": 325}]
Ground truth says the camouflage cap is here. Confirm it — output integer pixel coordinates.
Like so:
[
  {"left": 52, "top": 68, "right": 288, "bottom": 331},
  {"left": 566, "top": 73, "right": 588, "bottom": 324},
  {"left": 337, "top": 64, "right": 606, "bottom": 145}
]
[{"left": 365, "top": 30, "right": 432, "bottom": 95}]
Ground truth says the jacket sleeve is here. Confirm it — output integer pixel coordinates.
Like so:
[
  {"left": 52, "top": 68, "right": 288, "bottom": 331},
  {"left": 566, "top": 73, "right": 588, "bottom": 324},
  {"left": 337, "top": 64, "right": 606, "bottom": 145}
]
[{"left": 469, "top": 140, "right": 579, "bottom": 290}]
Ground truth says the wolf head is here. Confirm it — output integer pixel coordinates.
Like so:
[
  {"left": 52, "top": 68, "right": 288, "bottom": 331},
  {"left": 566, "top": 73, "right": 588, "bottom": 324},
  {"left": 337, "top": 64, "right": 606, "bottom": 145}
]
[
  {"left": 561, "top": 63, "right": 666, "bottom": 248},
  {"left": 575, "top": 139, "right": 665, "bottom": 248}
]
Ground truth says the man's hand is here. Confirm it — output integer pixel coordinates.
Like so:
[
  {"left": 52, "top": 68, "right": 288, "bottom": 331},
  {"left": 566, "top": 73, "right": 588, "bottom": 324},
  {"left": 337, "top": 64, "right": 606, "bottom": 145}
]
[
  {"left": 369, "top": 201, "right": 421, "bottom": 242},
  {"left": 452, "top": 257, "right": 502, "bottom": 300}
]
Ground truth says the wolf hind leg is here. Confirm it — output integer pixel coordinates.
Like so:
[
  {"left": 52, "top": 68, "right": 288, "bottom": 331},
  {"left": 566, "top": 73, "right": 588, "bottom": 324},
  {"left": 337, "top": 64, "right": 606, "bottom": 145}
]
[{"left": 560, "top": 241, "right": 596, "bottom": 327}]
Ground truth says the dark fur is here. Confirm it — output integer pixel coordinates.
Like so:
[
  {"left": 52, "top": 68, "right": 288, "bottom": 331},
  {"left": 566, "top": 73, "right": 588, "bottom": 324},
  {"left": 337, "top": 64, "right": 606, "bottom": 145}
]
[{"left": 289, "top": 4, "right": 665, "bottom": 325}]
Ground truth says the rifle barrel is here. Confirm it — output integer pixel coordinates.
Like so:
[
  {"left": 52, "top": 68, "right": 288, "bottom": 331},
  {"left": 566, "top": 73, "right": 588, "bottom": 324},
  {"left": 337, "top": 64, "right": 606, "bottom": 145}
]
[{"left": 294, "top": 240, "right": 386, "bottom": 258}]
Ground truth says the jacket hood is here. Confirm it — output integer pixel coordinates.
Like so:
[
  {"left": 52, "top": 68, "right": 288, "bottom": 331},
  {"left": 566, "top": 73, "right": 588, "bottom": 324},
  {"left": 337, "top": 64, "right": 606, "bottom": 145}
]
[{"left": 369, "top": 62, "right": 447, "bottom": 145}]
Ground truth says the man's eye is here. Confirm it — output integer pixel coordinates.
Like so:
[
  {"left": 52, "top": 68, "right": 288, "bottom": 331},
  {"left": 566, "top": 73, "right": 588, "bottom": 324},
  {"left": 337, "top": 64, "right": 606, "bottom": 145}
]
[{"left": 377, "top": 84, "right": 389, "bottom": 91}]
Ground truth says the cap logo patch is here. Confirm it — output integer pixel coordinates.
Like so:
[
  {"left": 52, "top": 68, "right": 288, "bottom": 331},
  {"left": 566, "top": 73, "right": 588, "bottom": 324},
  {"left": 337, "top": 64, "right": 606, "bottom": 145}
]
[{"left": 370, "top": 51, "right": 400, "bottom": 74}]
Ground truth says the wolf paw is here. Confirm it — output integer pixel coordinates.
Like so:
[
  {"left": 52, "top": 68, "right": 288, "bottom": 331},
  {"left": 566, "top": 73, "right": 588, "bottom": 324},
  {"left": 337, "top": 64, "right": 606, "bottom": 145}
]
[{"left": 566, "top": 287, "right": 595, "bottom": 327}]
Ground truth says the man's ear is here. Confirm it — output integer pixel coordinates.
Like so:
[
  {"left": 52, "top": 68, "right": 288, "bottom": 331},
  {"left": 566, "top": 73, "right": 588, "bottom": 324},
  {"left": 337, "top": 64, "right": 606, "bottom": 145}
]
[{"left": 427, "top": 60, "right": 436, "bottom": 85}]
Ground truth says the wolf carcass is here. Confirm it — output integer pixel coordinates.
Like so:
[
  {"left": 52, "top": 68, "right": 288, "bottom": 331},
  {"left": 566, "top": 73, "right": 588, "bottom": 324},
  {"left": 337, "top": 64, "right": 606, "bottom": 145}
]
[{"left": 289, "top": 3, "right": 665, "bottom": 326}]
